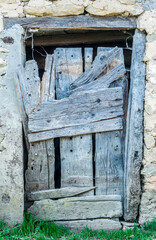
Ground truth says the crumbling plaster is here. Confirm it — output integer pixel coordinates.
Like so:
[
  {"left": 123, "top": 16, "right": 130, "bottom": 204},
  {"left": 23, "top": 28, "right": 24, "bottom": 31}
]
[{"left": 0, "top": 0, "right": 155, "bottom": 225}]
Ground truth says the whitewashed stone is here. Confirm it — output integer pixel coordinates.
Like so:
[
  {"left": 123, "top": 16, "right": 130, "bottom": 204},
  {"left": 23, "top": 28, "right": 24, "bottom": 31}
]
[
  {"left": 144, "top": 114, "right": 156, "bottom": 133},
  {"left": 142, "top": 164, "right": 156, "bottom": 178},
  {"left": 144, "top": 134, "right": 155, "bottom": 149},
  {"left": 145, "top": 93, "right": 156, "bottom": 115},
  {"left": 146, "top": 82, "right": 156, "bottom": 95},
  {"left": 0, "top": 14, "right": 3, "bottom": 32},
  {"left": 24, "top": 0, "right": 84, "bottom": 17},
  {"left": 138, "top": 10, "right": 156, "bottom": 35},
  {"left": 86, "top": 0, "right": 143, "bottom": 17},
  {"left": 139, "top": 190, "right": 156, "bottom": 224},
  {"left": 144, "top": 41, "right": 156, "bottom": 62},
  {"left": 0, "top": 25, "right": 25, "bottom": 225},
  {"left": 145, "top": 176, "right": 156, "bottom": 191},
  {"left": 146, "top": 60, "right": 156, "bottom": 84},
  {"left": 143, "top": 147, "right": 156, "bottom": 165}
]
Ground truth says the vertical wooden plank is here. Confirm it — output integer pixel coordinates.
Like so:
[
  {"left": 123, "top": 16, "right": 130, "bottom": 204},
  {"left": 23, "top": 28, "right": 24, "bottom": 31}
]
[
  {"left": 124, "top": 30, "right": 146, "bottom": 221},
  {"left": 84, "top": 48, "right": 93, "bottom": 71},
  {"left": 55, "top": 48, "right": 93, "bottom": 194},
  {"left": 23, "top": 60, "right": 40, "bottom": 114},
  {"left": 26, "top": 55, "right": 55, "bottom": 192},
  {"left": 95, "top": 131, "right": 123, "bottom": 195},
  {"left": 25, "top": 142, "right": 49, "bottom": 192},
  {"left": 95, "top": 47, "right": 124, "bottom": 196}
]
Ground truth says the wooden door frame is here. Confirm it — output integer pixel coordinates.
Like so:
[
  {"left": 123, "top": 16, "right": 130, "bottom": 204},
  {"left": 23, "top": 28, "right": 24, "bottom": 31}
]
[{"left": 4, "top": 16, "right": 146, "bottom": 221}]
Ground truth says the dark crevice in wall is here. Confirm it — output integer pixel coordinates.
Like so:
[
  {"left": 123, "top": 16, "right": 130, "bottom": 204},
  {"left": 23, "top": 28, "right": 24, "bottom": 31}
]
[{"left": 54, "top": 138, "right": 61, "bottom": 189}]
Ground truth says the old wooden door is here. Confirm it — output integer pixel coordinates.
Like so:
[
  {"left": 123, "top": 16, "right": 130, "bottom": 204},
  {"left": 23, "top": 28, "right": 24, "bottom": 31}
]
[{"left": 15, "top": 46, "right": 128, "bottom": 227}]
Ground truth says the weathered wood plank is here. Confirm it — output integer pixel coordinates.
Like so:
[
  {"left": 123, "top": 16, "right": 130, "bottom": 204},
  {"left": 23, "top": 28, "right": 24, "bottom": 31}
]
[
  {"left": 14, "top": 70, "right": 29, "bottom": 149},
  {"left": 55, "top": 219, "right": 122, "bottom": 231},
  {"left": 4, "top": 16, "right": 137, "bottom": 31},
  {"left": 28, "top": 117, "right": 123, "bottom": 143},
  {"left": 95, "top": 47, "right": 125, "bottom": 196},
  {"left": 68, "top": 63, "right": 126, "bottom": 96},
  {"left": 70, "top": 47, "right": 122, "bottom": 90},
  {"left": 95, "top": 131, "right": 123, "bottom": 195},
  {"left": 54, "top": 48, "right": 93, "bottom": 194},
  {"left": 28, "top": 87, "right": 123, "bottom": 133},
  {"left": 55, "top": 48, "right": 83, "bottom": 99},
  {"left": 60, "top": 135, "right": 93, "bottom": 189},
  {"left": 124, "top": 30, "right": 146, "bottom": 221},
  {"left": 28, "top": 195, "right": 122, "bottom": 221},
  {"left": 25, "top": 141, "right": 51, "bottom": 191},
  {"left": 18, "top": 60, "right": 40, "bottom": 115},
  {"left": 84, "top": 48, "right": 93, "bottom": 71},
  {"left": 27, "top": 187, "right": 96, "bottom": 201},
  {"left": 41, "top": 54, "right": 55, "bottom": 102}
]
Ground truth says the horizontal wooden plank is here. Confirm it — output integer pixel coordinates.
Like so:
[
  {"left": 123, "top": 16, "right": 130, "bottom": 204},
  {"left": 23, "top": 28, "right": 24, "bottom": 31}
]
[
  {"left": 4, "top": 16, "right": 136, "bottom": 31},
  {"left": 28, "top": 117, "right": 123, "bottom": 143},
  {"left": 27, "top": 187, "right": 96, "bottom": 201},
  {"left": 29, "top": 87, "right": 123, "bottom": 133},
  {"left": 28, "top": 195, "right": 122, "bottom": 221},
  {"left": 55, "top": 219, "right": 122, "bottom": 231}
]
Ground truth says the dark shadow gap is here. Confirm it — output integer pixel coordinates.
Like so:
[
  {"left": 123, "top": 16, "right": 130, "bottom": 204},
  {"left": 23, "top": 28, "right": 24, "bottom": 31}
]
[{"left": 54, "top": 138, "right": 61, "bottom": 189}]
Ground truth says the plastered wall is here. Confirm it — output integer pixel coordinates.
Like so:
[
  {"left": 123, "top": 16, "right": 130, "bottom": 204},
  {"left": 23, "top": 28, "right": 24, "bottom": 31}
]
[{"left": 0, "top": 0, "right": 155, "bottom": 225}]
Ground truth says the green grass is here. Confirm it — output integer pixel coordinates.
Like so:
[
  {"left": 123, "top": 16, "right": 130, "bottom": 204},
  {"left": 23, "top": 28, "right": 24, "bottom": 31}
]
[{"left": 0, "top": 213, "right": 156, "bottom": 240}]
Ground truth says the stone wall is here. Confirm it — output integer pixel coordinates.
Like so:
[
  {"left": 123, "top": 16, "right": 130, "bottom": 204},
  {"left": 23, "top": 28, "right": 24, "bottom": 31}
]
[{"left": 0, "top": 0, "right": 155, "bottom": 225}]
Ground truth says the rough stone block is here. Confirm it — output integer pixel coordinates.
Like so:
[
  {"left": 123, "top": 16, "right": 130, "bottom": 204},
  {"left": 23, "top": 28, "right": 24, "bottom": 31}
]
[
  {"left": 139, "top": 190, "right": 156, "bottom": 224},
  {"left": 144, "top": 41, "right": 156, "bottom": 62},
  {"left": 146, "top": 60, "right": 156, "bottom": 84},
  {"left": 86, "top": 0, "right": 143, "bottom": 17},
  {"left": 144, "top": 134, "right": 155, "bottom": 149},
  {"left": 24, "top": 0, "right": 84, "bottom": 17},
  {"left": 138, "top": 10, "right": 156, "bottom": 34},
  {"left": 56, "top": 219, "right": 122, "bottom": 231}
]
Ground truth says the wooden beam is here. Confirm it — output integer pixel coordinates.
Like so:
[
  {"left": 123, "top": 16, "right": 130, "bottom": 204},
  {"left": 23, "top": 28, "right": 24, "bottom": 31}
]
[
  {"left": 26, "top": 31, "right": 132, "bottom": 47},
  {"left": 124, "top": 29, "right": 146, "bottom": 221},
  {"left": 4, "top": 16, "right": 136, "bottom": 32}
]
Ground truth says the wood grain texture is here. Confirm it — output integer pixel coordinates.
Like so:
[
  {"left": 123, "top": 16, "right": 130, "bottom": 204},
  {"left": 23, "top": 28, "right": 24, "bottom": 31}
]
[
  {"left": 124, "top": 30, "right": 146, "bottom": 221},
  {"left": 22, "top": 60, "right": 40, "bottom": 114},
  {"left": 54, "top": 48, "right": 93, "bottom": 194},
  {"left": 28, "top": 87, "right": 123, "bottom": 133},
  {"left": 14, "top": 70, "right": 29, "bottom": 149},
  {"left": 70, "top": 47, "right": 122, "bottom": 90},
  {"left": 4, "top": 16, "right": 137, "bottom": 31},
  {"left": 27, "top": 187, "right": 96, "bottom": 201},
  {"left": 28, "top": 117, "right": 123, "bottom": 143},
  {"left": 28, "top": 195, "right": 122, "bottom": 221},
  {"left": 68, "top": 63, "right": 126, "bottom": 96},
  {"left": 41, "top": 54, "right": 55, "bottom": 102},
  {"left": 95, "top": 47, "right": 125, "bottom": 197},
  {"left": 25, "top": 141, "right": 55, "bottom": 192},
  {"left": 95, "top": 131, "right": 123, "bottom": 195}
]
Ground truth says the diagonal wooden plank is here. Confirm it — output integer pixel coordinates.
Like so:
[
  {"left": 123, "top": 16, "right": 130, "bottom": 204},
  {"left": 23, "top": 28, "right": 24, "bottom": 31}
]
[{"left": 70, "top": 47, "right": 122, "bottom": 90}]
